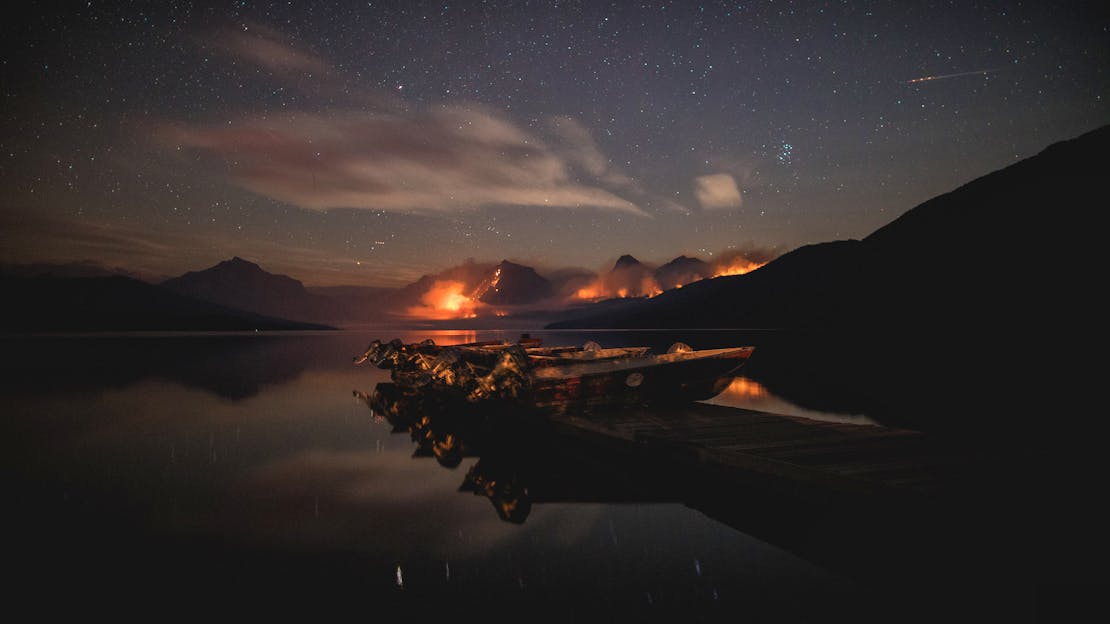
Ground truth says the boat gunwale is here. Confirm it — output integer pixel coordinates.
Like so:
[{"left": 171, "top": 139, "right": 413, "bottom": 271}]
[{"left": 530, "top": 346, "right": 754, "bottom": 379}]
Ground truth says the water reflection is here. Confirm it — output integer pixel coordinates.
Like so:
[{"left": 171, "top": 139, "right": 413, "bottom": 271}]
[
  {"left": 359, "top": 382, "right": 713, "bottom": 526},
  {"left": 707, "top": 377, "right": 878, "bottom": 426},
  {"left": 3, "top": 331, "right": 1102, "bottom": 619},
  {"left": 355, "top": 379, "right": 1025, "bottom": 591}
]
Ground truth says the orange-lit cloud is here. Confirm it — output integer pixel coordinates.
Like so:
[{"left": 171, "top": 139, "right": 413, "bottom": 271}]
[{"left": 406, "top": 280, "right": 481, "bottom": 319}]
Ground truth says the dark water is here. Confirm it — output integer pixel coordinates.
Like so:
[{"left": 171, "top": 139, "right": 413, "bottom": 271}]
[{"left": 3, "top": 329, "right": 1103, "bottom": 621}]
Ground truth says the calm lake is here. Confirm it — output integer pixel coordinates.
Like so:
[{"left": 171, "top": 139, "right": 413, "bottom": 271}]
[{"left": 3, "top": 329, "right": 1102, "bottom": 621}]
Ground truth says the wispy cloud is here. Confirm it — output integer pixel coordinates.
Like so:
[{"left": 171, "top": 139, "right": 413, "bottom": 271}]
[
  {"left": 214, "top": 23, "right": 332, "bottom": 77},
  {"left": 162, "top": 27, "right": 647, "bottom": 216},
  {"left": 547, "top": 116, "right": 634, "bottom": 187}
]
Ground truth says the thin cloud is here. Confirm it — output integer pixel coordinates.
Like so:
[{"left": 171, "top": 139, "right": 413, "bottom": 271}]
[
  {"left": 162, "top": 27, "right": 648, "bottom": 216},
  {"left": 547, "top": 116, "right": 634, "bottom": 187},
  {"left": 215, "top": 23, "right": 331, "bottom": 77}
]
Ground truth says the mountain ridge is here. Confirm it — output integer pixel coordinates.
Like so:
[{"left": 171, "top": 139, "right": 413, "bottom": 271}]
[{"left": 547, "top": 124, "right": 1107, "bottom": 331}]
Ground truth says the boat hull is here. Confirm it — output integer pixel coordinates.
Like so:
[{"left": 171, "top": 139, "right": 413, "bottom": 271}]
[
  {"left": 530, "top": 347, "right": 753, "bottom": 412},
  {"left": 356, "top": 338, "right": 754, "bottom": 413}
]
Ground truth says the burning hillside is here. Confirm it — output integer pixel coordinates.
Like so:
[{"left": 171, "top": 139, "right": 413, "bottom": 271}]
[
  {"left": 398, "top": 259, "right": 555, "bottom": 320},
  {"left": 571, "top": 250, "right": 774, "bottom": 302},
  {"left": 393, "top": 248, "right": 778, "bottom": 320},
  {"left": 406, "top": 280, "right": 480, "bottom": 319}
]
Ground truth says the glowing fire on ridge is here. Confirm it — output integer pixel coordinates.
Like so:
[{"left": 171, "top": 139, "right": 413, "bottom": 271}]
[
  {"left": 402, "top": 252, "right": 773, "bottom": 317},
  {"left": 713, "top": 257, "right": 765, "bottom": 277},
  {"left": 572, "top": 257, "right": 767, "bottom": 301}
]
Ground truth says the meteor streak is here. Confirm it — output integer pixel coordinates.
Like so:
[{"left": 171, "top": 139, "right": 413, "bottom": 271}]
[{"left": 904, "top": 68, "right": 997, "bottom": 84}]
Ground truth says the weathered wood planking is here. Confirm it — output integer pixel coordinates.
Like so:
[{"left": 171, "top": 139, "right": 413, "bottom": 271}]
[{"left": 544, "top": 401, "right": 974, "bottom": 499}]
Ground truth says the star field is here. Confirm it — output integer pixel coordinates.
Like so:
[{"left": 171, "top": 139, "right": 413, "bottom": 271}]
[{"left": 2, "top": 1, "right": 1107, "bottom": 285}]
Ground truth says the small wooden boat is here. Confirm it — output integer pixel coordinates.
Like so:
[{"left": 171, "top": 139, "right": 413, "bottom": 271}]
[
  {"left": 355, "top": 335, "right": 754, "bottom": 411},
  {"left": 529, "top": 344, "right": 754, "bottom": 410}
]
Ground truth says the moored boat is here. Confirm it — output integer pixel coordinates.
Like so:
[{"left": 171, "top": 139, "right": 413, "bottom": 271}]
[{"left": 354, "top": 335, "right": 754, "bottom": 411}]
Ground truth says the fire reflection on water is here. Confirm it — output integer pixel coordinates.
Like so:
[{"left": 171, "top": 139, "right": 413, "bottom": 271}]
[{"left": 708, "top": 376, "right": 878, "bottom": 426}]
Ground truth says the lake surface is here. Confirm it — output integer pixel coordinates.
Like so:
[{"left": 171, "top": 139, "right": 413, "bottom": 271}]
[{"left": 4, "top": 329, "right": 1102, "bottom": 621}]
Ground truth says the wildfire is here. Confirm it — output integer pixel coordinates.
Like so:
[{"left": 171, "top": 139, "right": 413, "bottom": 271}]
[
  {"left": 575, "top": 286, "right": 601, "bottom": 300},
  {"left": 713, "top": 257, "right": 765, "bottom": 277},
  {"left": 573, "top": 276, "right": 663, "bottom": 301},
  {"left": 406, "top": 280, "right": 479, "bottom": 319},
  {"left": 718, "top": 377, "right": 771, "bottom": 400}
]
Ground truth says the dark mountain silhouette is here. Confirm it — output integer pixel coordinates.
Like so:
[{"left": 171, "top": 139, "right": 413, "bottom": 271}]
[
  {"left": 612, "top": 254, "right": 644, "bottom": 271},
  {"left": 390, "top": 260, "right": 495, "bottom": 313},
  {"left": 392, "top": 259, "right": 556, "bottom": 312},
  {"left": 548, "top": 125, "right": 1105, "bottom": 332},
  {"left": 476, "top": 260, "right": 553, "bottom": 305},
  {"left": 547, "top": 125, "right": 1107, "bottom": 438},
  {"left": 161, "top": 257, "right": 332, "bottom": 323},
  {"left": 577, "top": 253, "right": 657, "bottom": 298},
  {"left": 1, "top": 275, "right": 331, "bottom": 332},
  {"left": 653, "top": 255, "right": 712, "bottom": 290}
]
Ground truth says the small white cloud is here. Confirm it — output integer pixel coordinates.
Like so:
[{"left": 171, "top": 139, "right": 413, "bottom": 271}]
[{"left": 694, "top": 173, "right": 742, "bottom": 209}]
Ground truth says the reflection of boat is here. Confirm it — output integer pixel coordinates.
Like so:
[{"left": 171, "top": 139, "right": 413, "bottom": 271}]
[
  {"left": 354, "top": 335, "right": 754, "bottom": 411},
  {"left": 356, "top": 377, "right": 991, "bottom": 587},
  {"left": 358, "top": 381, "right": 680, "bottom": 525}
]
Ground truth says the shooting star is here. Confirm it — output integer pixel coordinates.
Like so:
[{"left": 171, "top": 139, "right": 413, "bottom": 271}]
[{"left": 904, "top": 68, "right": 998, "bottom": 85}]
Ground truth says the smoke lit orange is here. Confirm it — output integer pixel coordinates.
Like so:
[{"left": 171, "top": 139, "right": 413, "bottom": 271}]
[{"left": 406, "top": 280, "right": 480, "bottom": 319}]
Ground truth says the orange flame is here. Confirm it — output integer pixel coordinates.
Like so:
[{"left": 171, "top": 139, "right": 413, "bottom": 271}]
[
  {"left": 573, "top": 275, "right": 664, "bottom": 301},
  {"left": 570, "top": 256, "right": 766, "bottom": 301},
  {"left": 713, "top": 258, "right": 765, "bottom": 277},
  {"left": 575, "top": 286, "right": 601, "bottom": 300},
  {"left": 406, "top": 280, "right": 480, "bottom": 319}
]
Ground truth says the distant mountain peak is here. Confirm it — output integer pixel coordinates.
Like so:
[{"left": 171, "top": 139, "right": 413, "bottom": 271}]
[
  {"left": 613, "top": 254, "right": 642, "bottom": 270},
  {"left": 161, "top": 257, "right": 318, "bottom": 321},
  {"left": 660, "top": 254, "right": 704, "bottom": 267},
  {"left": 215, "top": 256, "right": 263, "bottom": 271},
  {"left": 654, "top": 255, "right": 711, "bottom": 290},
  {"left": 478, "top": 260, "right": 552, "bottom": 305}
]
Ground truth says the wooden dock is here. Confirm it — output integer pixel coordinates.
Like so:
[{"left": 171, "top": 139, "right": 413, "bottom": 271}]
[{"left": 542, "top": 401, "right": 985, "bottom": 503}]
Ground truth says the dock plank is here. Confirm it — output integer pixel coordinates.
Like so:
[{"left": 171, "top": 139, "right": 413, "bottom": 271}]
[{"left": 544, "top": 401, "right": 975, "bottom": 498}]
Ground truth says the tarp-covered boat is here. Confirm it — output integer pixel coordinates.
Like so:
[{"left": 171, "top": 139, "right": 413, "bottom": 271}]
[{"left": 354, "top": 335, "right": 754, "bottom": 411}]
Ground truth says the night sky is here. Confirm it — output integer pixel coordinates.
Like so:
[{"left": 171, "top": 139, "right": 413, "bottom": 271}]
[{"left": 3, "top": 1, "right": 1107, "bottom": 286}]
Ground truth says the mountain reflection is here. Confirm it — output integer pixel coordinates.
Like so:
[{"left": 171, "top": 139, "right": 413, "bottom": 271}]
[{"left": 1, "top": 334, "right": 330, "bottom": 400}]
